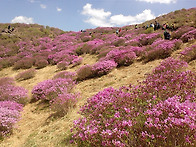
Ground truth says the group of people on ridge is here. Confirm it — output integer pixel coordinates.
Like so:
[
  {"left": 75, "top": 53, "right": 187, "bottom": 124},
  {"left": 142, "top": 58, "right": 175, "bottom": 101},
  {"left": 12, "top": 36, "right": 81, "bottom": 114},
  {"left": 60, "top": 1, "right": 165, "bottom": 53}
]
[
  {"left": 81, "top": 19, "right": 175, "bottom": 40},
  {"left": 1, "top": 25, "right": 15, "bottom": 34}
]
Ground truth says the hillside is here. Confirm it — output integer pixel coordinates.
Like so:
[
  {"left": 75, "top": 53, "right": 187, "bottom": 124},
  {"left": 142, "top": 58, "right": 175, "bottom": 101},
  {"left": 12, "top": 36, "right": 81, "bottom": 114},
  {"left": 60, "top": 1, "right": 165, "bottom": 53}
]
[{"left": 0, "top": 8, "right": 196, "bottom": 147}]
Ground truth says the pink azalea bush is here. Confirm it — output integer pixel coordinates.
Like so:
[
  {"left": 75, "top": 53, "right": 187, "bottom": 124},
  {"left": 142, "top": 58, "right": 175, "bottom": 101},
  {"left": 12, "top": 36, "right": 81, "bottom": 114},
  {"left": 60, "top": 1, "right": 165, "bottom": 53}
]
[
  {"left": 143, "top": 95, "right": 196, "bottom": 146},
  {"left": 34, "top": 59, "right": 48, "bottom": 69},
  {"left": 180, "top": 28, "right": 196, "bottom": 42},
  {"left": 180, "top": 44, "right": 196, "bottom": 62},
  {"left": 13, "top": 57, "right": 34, "bottom": 70},
  {"left": 138, "top": 33, "right": 161, "bottom": 46},
  {"left": 72, "top": 87, "right": 136, "bottom": 147},
  {"left": 172, "top": 26, "right": 195, "bottom": 39},
  {"left": 92, "top": 60, "right": 117, "bottom": 76},
  {"left": 32, "top": 78, "right": 75, "bottom": 101},
  {"left": 71, "top": 58, "right": 196, "bottom": 146},
  {"left": 0, "top": 77, "right": 28, "bottom": 104},
  {"left": 76, "top": 65, "right": 94, "bottom": 81},
  {"left": 142, "top": 39, "right": 182, "bottom": 62},
  {"left": 0, "top": 77, "right": 15, "bottom": 86},
  {"left": 71, "top": 57, "right": 83, "bottom": 67},
  {"left": 103, "top": 49, "right": 137, "bottom": 66},
  {"left": 138, "top": 57, "right": 195, "bottom": 102},
  {"left": 57, "top": 61, "right": 69, "bottom": 70},
  {"left": 0, "top": 77, "right": 26, "bottom": 138},
  {"left": 15, "top": 68, "right": 36, "bottom": 81},
  {"left": 32, "top": 77, "right": 79, "bottom": 115},
  {"left": 0, "top": 101, "right": 23, "bottom": 138}
]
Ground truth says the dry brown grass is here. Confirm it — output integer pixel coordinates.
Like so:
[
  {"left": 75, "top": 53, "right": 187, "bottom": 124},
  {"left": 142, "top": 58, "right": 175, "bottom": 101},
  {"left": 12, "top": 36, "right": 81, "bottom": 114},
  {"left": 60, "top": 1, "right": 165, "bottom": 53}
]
[{"left": 0, "top": 51, "right": 195, "bottom": 147}]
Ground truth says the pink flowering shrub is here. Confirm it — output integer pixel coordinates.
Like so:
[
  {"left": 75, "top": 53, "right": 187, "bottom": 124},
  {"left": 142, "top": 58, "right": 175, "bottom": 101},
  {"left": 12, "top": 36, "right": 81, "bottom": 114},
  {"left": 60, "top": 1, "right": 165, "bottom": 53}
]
[
  {"left": 180, "top": 28, "right": 196, "bottom": 42},
  {"left": 97, "top": 46, "right": 114, "bottom": 59},
  {"left": 0, "top": 77, "right": 15, "bottom": 86},
  {"left": 57, "top": 61, "right": 69, "bottom": 70},
  {"left": 92, "top": 60, "right": 117, "bottom": 76},
  {"left": 103, "top": 49, "right": 137, "bottom": 66},
  {"left": 32, "top": 77, "right": 79, "bottom": 115},
  {"left": 76, "top": 65, "right": 94, "bottom": 81},
  {"left": 0, "top": 101, "right": 23, "bottom": 138},
  {"left": 0, "top": 56, "right": 19, "bottom": 69},
  {"left": 72, "top": 87, "right": 136, "bottom": 147},
  {"left": 112, "top": 38, "right": 125, "bottom": 47},
  {"left": 138, "top": 33, "right": 161, "bottom": 46},
  {"left": 72, "top": 58, "right": 196, "bottom": 146},
  {"left": 81, "top": 36, "right": 91, "bottom": 42},
  {"left": 180, "top": 44, "right": 196, "bottom": 62},
  {"left": 142, "top": 39, "right": 182, "bottom": 62},
  {"left": 0, "top": 77, "right": 28, "bottom": 104},
  {"left": 32, "top": 78, "right": 75, "bottom": 101},
  {"left": 143, "top": 96, "right": 196, "bottom": 146},
  {"left": 172, "top": 26, "right": 195, "bottom": 39},
  {"left": 71, "top": 57, "right": 83, "bottom": 67},
  {"left": 138, "top": 58, "right": 195, "bottom": 102},
  {"left": 34, "top": 59, "right": 48, "bottom": 69},
  {"left": 13, "top": 57, "right": 34, "bottom": 70},
  {"left": 15, "top": 68, "right": 36, "bottom": 81},
  {"left": 129, "top": 46, "right": 145, "bottom": 56}
]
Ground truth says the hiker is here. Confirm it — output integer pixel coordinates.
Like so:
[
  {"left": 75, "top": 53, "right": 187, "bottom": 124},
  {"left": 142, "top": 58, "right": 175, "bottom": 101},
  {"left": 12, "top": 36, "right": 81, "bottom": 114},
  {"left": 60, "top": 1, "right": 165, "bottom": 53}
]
[
  {"left": 119, "top": 28, "right": 121, "bottom": 33},
  {"left": 135, "top": 24, "right": 138, "bottom": 29},
  {"left": 154, "top": 21, "right": 160, "bottom": 31},
  {"left": 150, "top": 23, "right": 154, "bottom": 28},
  {"left": 11, "top": 27, "right": 15, "bottom": 32},
  {"left": 146, "top": 24, "right": 149, "bottom": 29},
  {"left": 162, "top": 23, "right": 166, "bottom": 30},
  {"left": 164, "top": 30, "right": 171, "bottom": 40},
  {"left": 8, "top": 25, "right": 11, "bottom": 30},
  {"left": 166, "top": 22, "right": 169, "bottom": 29},
  {"left": 116, "top": 29, "right": 119, "bottom": 35},
  {"left": 171, "top": 24, "right": 175, "bottom": 31}
]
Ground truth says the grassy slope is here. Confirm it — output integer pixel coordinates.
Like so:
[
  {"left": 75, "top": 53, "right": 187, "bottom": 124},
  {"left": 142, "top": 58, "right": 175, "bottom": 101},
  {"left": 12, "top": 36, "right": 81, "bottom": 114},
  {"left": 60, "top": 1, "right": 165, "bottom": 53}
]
[
  {"left": 0, "top": 44, "right": 195, "bottom": 147},
  {"left": 0, "top": 8, "right": 195, "bottom": 147},
  {"left": 0, "top": 54, "right": 163, "bottom": 147}
]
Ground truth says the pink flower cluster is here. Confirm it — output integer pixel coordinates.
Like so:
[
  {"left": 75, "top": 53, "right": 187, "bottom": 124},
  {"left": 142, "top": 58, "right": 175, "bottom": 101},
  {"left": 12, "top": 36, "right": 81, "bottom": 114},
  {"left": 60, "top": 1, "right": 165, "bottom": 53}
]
[
  {"left": 0, "top": 77, "right": 27, "bottom": 138},
  {"left": 72, "top": 87, "right": 135, "bottom": 147},
  {"left": 32, "top": 76, "right": 79, "bottom": 115},
  {"left": 144, "top": 95, "right": 196, "bottom": 146},
  {"left": 138, "top": 33, "right": 161, "bottom": 46},
  {"left": 0, "top": 101, "right": 23, "bottom": 137},
  {"left": 180, "top": 44, "right": 196, "bottom": 62},
  {"left": 92, "top": 60, "right": 117, "bottom": 76},
  {"left": 32, "top": 78, "right": 75, "bottom": 101},
  {"left": 0, "top": 78, "right": 28, "bottom": 104},
  {"left": 139, "top": 57, "right": 195, "bottom": 102},
  {"left": 172, "top": 26, "right": 195, "bottom": 39},
  {"left": 72, "top": 58, "right": 196, "bottom": 146},
  {"left": 143, "top": 39, "right": 182, "bottom": 61},
  {"left": 180, "top": 28, "right": 196, "bottom": 42},
  {"left": 103, "top": 48, "right": 137, "bottom": 66}
]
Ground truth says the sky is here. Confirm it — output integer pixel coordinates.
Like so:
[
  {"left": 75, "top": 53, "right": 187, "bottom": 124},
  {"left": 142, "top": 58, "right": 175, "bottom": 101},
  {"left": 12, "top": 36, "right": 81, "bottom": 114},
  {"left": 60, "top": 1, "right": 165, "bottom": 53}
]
[{"left": 0, "top": 0, "right": 195, "bottom": 31}]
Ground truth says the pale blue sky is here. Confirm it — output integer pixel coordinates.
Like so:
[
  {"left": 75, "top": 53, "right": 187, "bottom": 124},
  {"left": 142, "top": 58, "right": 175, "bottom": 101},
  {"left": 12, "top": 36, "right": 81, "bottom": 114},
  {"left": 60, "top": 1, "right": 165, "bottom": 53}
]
[{"left": 0, "top": 0, "right": 195, "bottom": 31}]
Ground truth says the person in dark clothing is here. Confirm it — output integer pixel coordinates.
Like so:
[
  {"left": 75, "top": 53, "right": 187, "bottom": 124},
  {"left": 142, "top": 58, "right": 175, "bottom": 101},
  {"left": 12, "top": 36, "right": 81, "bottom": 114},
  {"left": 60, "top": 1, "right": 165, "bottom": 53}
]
[
  {"left": 11, "top": 27, "right": 15, "bottom": 32},
  {"left": 164, "top": 30, "right": 171, "bottom": 40},
  {"left": 8, "top": 25, "right": 11, "bottom": 30},
  {"left": 171, "top": 24, "right": 175, "bottom": 31},
  {"left": 135, "top": 24, "right": 138, "bottom": 29}
]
